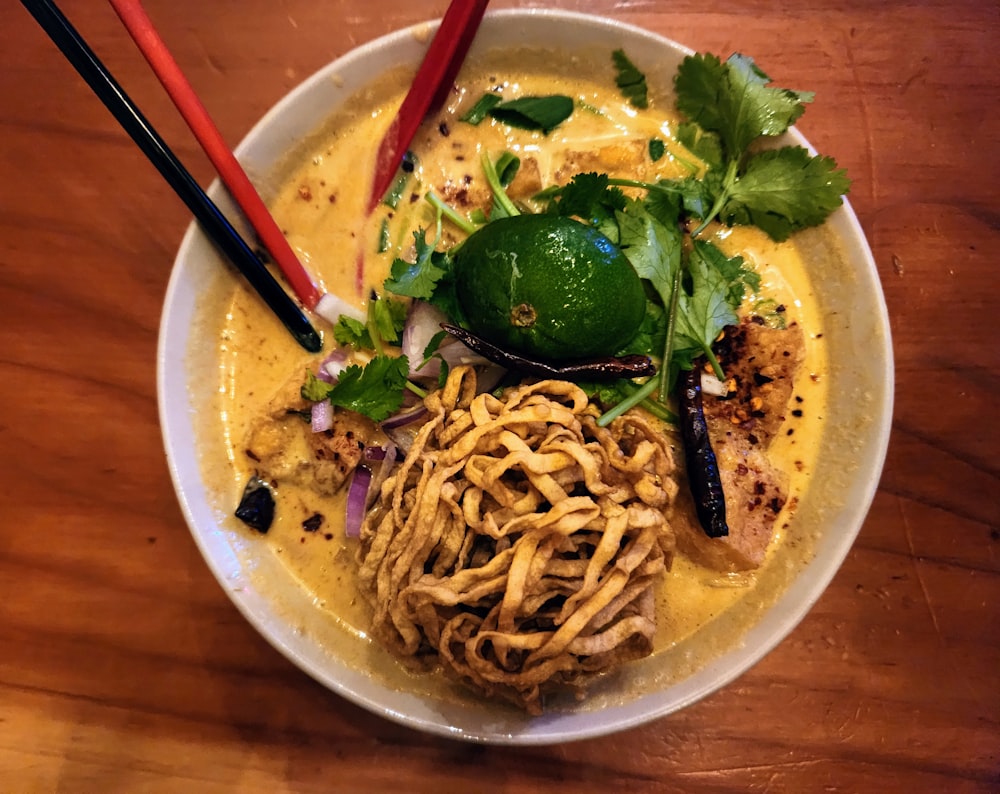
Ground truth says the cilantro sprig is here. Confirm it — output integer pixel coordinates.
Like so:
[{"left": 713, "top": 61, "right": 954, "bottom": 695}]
[
  {"left": 332, "top": 294, "right": 407, "bottom": 352},
  {"left": 673, "top": 52, "right": 850, "bottom": 239},
  {"left": 384, "top": 229, "right": 447, "bottom": 300},
  {"left": 302, "top": 356, "right": 409, "bottom": 423}
]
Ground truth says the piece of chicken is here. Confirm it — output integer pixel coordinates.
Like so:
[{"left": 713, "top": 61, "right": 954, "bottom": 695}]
[{"left": 243, "top": 373, "right": 373, "bottom": 495}]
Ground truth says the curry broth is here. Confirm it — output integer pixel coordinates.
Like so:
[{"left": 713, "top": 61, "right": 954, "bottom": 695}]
[{"left": 214, "top": 56, "right": 828, "bottom": 667}]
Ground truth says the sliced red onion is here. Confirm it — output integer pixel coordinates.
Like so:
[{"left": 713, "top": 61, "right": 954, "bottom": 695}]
[
  {"left": 366, "top": 442, "right": 397, "bottom": 507},
  {"left": 436, "top": 338, "right": 492, "bottom": 370},
  {"left": 383, "top": 423, "right": 420, "bottom": 456},
  {"left": 401, "top": 299, "right": 498, "bottom": 387},
  {"left": 315, "top": 292, "right": 365, "bottom": 325},
  {"left": 475, "top": 363, "right": 507, "bottom": 394},
  {"left": 402, "top": 301, "right": 449, "bottom": 377},
  {"left": 344, "top": 465, "right": 371, "bottom": 538},
  {"left": 311, "top": 399, "right": 333, "bottom": 433},
  {"left": 364, "top": 445, "right": 387, "bottom": 461},
  {"left": 316, "top": 349, "right": 349, "bottom": 383},
  {"left": 380, "top": 405, "right": 429, "bottom": 430},
  {"left": 323, "top": 359, "right": 347, "bottom": 382}
]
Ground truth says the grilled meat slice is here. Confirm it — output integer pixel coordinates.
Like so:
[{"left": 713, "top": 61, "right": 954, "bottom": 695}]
[
  {"left": 672, "top": 320, "right": 805, "bottom": 570},
  {"left": 707, "top": 320, "right": 806, "bottom": 446},
  {"left": 671, "top": 443, "right": 790, "bottom": 571}
]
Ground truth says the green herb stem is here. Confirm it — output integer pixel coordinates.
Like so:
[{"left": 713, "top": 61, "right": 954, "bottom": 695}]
[
  {"left": 606, "top": 177, "right": 660, "bottom": 192},
  {"left": 425, "top": 191, "right": 477, "bottom": 236},
  {"left": 577, "top": 100, "right": 608, "bottom": 118},
  {"left": 405, "top": 380, "right": 428, "bottom": 399},
  {"left": 671, "top": 150, "right": 702, "bottom": 175},
  {"left": 704, "top": 346, "right": 725, "bottom": 380},
  {"left": 482, "top": 152, "right": 521, "bottom": 218},
  {"left": 658, "top": 264, "right": 682, "bottom": 402},
  {"left": 691, "top": 159, "right": 738, "bottom": 237},
  {"left": 377, "top": 217, "right": 390, "bottom": 253},
  {"left": 366, "top": 299, "right": 385, "bottom": 356},
  {"left": 640, "top": 397, "right": 678, "bottom": 424},
  {"left": 597, "top": 378, "right": 658, "bottom": 427},
  {"left": 606, "top": 176, "right": 691, "bottom": 200}
]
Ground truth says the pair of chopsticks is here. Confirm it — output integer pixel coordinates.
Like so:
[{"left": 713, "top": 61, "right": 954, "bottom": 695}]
[
  {"left": 22, "top": 0, "right": 488, "bottom": 351},
  {"left": 20, "top": 0, "right": 323, "bottom": 352}
]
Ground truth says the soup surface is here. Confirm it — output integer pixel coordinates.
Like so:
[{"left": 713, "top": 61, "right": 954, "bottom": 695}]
[{"left": 207, "top": 49, "right": 829, "bottom": 701}]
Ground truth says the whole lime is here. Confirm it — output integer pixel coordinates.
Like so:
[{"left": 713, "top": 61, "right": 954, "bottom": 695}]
[{"left": 452, "top": 214, "right": 645, "bottom": 360}]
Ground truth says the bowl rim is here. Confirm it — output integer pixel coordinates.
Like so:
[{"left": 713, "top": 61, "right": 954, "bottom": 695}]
[{"left": 157, "top": 7, "right": 894, "bottom": 745}]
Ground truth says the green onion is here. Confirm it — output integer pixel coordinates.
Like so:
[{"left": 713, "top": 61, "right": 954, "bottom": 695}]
[
  {"left": 382, "top": 152, "right": 417, "bottom": 209},
  {"left": 459, "top": 92, "right": 502, "bottom": 125}
]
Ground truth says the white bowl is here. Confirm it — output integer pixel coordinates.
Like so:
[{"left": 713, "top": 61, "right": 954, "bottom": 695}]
[{"left": 158, "top": 9, "right": 893, "bottom": 744}]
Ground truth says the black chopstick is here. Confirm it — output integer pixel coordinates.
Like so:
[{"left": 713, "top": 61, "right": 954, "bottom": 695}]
[{"left": 20, "top": 0, "right": 323, "bottom": 353}]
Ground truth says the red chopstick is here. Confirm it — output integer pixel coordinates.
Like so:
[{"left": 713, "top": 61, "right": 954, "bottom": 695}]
[
  {"left": 107, "top": 0, "right": 322, "bottom": 311},
  {"left": 367, "top": 0, "right": 490, "bottom": 212}
]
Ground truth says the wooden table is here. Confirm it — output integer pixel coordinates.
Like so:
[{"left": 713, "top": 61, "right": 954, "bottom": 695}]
[{"left": 2, "top": 0, "right": 997, "bottom": 790}]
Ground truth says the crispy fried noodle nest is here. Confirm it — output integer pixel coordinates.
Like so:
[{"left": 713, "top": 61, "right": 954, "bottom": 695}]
[{"left": 357, "top": 366, "right": 678, "bottom": 712}]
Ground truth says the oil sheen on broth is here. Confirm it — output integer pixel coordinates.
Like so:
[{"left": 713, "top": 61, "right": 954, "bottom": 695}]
[{"left": 213, "top": 54, "right": 829, "bottom": 660}]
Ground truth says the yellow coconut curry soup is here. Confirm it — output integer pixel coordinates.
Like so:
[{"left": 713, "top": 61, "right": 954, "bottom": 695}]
[{"left": 210, "top": 46, "right": 847, "bottom": 712}]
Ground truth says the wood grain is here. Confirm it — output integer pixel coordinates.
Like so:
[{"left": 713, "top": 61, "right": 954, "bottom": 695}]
[{"left": 1, "top": 0, "right": 997, "bottom": 791}]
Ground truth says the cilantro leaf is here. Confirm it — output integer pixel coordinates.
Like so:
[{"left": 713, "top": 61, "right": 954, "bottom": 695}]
[
  {"left": 673, "top": 245, "right": 740, "bottom": 377},
  {"left": 667, "top": 175, "right": 717, "bottom": 220},
  {"left": 690, "top": 239, "right": 760, "bottom": 307},
  {"left": 674, "top": 52, "right": 848, "bottom": 238},
  {"left": 723, "top": 54, "right": 812, "bottom": 145},
  {"left": 675, "top": 121, "right": 723, "bottom": 171},
  {"left": 549, "top": 172, "right": 627, "bottom": 237},
  {"left": 648, "top": 138, "right": 666, "bottom": 162},
  {"left": 615, "top": 198, "right": 682, "bottom": 311},
  {"left": 332, "top": 298, "right": 407, "bottom": 352},
  {"left": 301, "top": 370, "right": 332, "bottom": 402},
  {"left": 324, "top": 355, "right": 409, "bottom": 422},
  {"left": 720, "top": 147, "right": 851, "bottom": 241},
  {"left": 422, "top": 329, "right": 448, "bottom": 361},
  {"left": 676, "top": 52, "right": 813, "bottom": 157},
  {"left": 384, "top": 229, "right": 448, "bottom": 300},
  {"left": 674, "top": 53, "right": 729, "bottom": 137},
  {"left": 333, "top": 316, "right": 372, "bottom": 349},
  {"left": 617, "top": 300, "right": 666, "bottom": 358},
  {"left": 612, "top": 49, "right": 649, "bottom": 109},
  {"left": 642, "top": 185, "right": 683, "bottom": 226},
  {"left": 369, "top": 296, "right": 408, "bottom": 345},
  {"left": 489, "top": 96, "right": 574, "bottom": 134},
  {"left": 552, "top": 171, "right": 612, "bottom": 216},
  {"left": 614, "top": 198, "right": 685, "bottom": 397}
]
